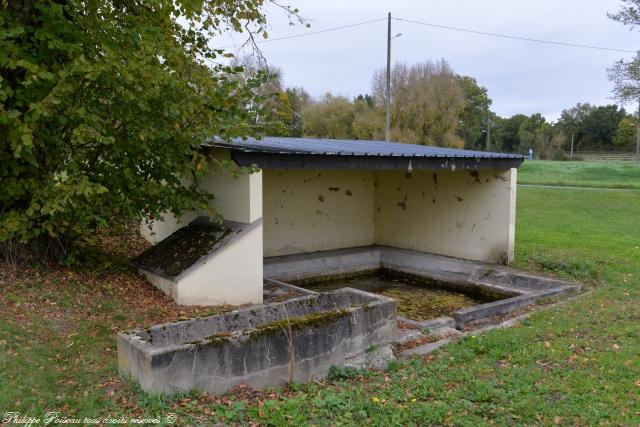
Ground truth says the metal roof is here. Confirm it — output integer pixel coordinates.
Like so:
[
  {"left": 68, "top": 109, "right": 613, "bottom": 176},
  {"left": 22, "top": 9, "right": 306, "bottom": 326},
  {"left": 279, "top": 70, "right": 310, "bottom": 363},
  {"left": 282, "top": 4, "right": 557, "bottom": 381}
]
[
  {"left": 210, "top": 137, "right": 523, "bottom": 160},
  {"left": 206, "top": 137, "right": 524, "bottom": 170}
]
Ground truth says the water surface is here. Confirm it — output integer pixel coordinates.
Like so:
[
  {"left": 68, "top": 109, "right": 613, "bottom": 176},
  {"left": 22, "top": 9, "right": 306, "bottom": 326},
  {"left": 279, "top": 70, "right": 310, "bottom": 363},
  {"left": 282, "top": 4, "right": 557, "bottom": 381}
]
[{"left": 300, "top": 272, "right": 500, "bottom": 321}]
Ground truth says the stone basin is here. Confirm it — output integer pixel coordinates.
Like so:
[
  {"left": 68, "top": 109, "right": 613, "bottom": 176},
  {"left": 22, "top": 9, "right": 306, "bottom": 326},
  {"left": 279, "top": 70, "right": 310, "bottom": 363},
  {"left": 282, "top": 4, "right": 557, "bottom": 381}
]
[{"left": 117, "top": 288, "right": 396, "bottom": 395}]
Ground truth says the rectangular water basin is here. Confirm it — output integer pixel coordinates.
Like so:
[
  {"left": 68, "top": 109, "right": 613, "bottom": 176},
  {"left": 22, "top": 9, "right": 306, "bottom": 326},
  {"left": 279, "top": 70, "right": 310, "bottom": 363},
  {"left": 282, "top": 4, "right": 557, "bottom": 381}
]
[
  {"left": 295, "top": 269, "right": 505, "bottom": 321},
  {"left": 265, "top": 246, "right": 581, "bottom": 329},
  {"left": 117, "top": 288, "right": 396, "bottom": 395}
]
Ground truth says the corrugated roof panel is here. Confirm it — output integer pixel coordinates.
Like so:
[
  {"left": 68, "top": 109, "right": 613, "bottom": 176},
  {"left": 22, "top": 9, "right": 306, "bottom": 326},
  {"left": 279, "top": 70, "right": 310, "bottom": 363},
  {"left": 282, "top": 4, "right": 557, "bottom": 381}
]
[{"left": 208, "top": 137, "right": 523, "bottom": 160}]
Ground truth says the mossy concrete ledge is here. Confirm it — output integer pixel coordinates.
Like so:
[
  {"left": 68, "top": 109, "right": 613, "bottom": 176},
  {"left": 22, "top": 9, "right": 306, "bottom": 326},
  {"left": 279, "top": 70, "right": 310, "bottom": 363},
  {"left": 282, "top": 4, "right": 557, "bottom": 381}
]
[{"left": 117, "top": 288, "right": 396, "bottom": 395}]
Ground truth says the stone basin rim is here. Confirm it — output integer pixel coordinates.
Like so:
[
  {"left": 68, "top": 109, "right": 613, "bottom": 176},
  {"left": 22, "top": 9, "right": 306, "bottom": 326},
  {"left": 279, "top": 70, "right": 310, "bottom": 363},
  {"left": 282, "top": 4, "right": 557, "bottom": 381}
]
[{"left": 119, "top": 287, "right": 396, "bottom": 354}]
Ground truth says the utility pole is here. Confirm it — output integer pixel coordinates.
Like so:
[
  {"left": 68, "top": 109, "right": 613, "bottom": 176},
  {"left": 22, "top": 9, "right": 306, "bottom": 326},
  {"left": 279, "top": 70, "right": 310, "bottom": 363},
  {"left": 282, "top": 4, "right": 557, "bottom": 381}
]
[
  {"left": 485, "top": 112, "right": 491, "bottom": 151},
  {"left": 570, "top": 133, "right": 574, "bottom": 160},
  {"left": 385, "top": 12, "right": 391, "bottom": 142}
]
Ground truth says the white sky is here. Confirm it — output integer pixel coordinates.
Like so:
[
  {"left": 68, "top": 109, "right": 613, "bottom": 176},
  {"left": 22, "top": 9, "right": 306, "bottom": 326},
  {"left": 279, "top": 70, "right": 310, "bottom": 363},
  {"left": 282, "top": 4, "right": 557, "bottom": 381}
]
[{"left": 217, "top": 0, "right": 638, "bottom": 121}]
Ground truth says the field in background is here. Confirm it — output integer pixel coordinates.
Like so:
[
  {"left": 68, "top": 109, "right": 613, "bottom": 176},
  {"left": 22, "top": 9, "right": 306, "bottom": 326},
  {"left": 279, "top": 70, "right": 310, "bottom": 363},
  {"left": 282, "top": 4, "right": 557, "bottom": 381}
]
[
  {"left": 1, "top": 165, "right": 640, "bottom": 425},
  {"left": 518, "top": 160, "right": 640, "bottom": 189}
]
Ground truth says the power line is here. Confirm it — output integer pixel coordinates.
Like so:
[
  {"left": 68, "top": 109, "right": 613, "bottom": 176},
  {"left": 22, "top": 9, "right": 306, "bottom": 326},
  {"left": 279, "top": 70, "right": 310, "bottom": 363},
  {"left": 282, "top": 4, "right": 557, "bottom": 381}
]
[
  {"left": 220, "top": 18, "right": 386, "bottom": 49},
  {"left": 221, "top": 15, "right": 635, "bottom": 54},
  {"left": 394, "top": 17, "right": 636, "bottom": 54}
]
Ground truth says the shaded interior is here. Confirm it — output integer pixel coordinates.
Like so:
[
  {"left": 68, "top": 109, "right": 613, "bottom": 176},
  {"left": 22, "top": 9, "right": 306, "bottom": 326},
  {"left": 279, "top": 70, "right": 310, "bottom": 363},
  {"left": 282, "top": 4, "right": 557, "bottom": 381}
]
[{"left": 296, "top": 270, "right": 504, "bottom": 321}]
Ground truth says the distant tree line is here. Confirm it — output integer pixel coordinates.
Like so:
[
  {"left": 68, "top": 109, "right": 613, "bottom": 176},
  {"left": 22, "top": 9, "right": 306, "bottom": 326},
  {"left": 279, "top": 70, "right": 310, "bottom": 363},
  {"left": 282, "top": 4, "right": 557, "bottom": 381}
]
[{"left": 239, "top": 57, "right": 638, "bottom": 158}]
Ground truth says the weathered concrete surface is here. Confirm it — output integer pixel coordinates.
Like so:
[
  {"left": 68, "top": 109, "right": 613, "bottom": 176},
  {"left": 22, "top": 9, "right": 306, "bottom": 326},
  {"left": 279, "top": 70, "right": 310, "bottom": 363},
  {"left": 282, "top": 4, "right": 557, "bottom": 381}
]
[
  {"left": 264, "top": 246, "right": 382, "bottom": 282},
  {"left": 118, "top": 289, "right": 396, "bottom": 395},
  {"left": 136, "top": 218, "right": 264, "bottom": 306},
  {"left": 417, "top": 316, "right": 457, "bottom": 330},
  {"left": 263, "top": 278, "right": 318, "bottom": 296},
  {"left": 375, "top": 169, "right": 517, "bottom": 264},
  {"left": 265, "top": 246, "right": 581, "bottom": 327},
  {"left": 262, "top": 168, "right": 518, "bottom": 264},
  {"left": 399, "top": 293, "right": 588, "bottom": 358},
  {"left": 400, "top": 338, "right": 453, "bottom": 357},
  {"left": 396, "top": 329, "right": 424, "bottom": 345},
  {"left": 452, "top": 287, "right": 580, "bottom": 328}
]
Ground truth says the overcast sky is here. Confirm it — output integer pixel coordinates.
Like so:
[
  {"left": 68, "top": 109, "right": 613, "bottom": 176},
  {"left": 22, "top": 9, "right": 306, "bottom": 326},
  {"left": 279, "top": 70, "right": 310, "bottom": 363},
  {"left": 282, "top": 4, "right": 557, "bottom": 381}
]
[{"left": 219, "top": 0, "right": 638, "bottom": 121}]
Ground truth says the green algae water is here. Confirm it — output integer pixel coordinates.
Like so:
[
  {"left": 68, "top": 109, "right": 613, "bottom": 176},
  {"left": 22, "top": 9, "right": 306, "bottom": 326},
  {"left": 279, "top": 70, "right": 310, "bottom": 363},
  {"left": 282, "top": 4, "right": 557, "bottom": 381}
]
[{"left": 300, "top": 271, "right": 501, "bottom": 321}]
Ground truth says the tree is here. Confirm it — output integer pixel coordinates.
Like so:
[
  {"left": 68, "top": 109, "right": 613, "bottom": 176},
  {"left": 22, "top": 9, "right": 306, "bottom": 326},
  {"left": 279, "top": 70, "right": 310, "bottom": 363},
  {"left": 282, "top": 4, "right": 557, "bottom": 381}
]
[
  {"left": 517, "top": 114, "right": 564, "bottom": 159},
  {"left": 351, "top": 94, "right": 384, "bottom": 140},
  {"left": 580, "top": 105, "right": 627, "bottom": 149},
  {"left": 302, "top": 94, "right": 355, "bottom": 139},
  {"left": 608, "top": 0, "right": 640, "bottom": 27},
  {"left": 286, "top": 87, "right": 311, "bottom": 137},
  {"left": 608, "top": 1, "right": 640, "bottom": 156},
  {"left": 230, "top": 57, "right": 293, "bottom": 136},
  {"left": 613, "top": 116, "right": 638, "bottom": 147},
  {"left": 556, "top": 103, "right": 593, "bottom": 153},
  {"left": 492, "top": 114, "right": 528, "bottom": 153},
  {"left": 0, "top": 1, "right": 292, "bottom": 260},
  {"left": 456, "top": 76, "right": 492, "bottom": 150},
  {"left": 371, "top": 60, "right": 466, "bottom": 147}
]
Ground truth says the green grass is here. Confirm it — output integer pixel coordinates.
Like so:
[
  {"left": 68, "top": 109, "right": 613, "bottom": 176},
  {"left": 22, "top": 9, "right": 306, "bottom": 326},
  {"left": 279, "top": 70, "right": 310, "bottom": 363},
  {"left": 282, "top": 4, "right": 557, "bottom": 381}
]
[
  {"left": 2, "top": 169, "right": 640, "bottom": 425},
  {"left": 518, "top": 160, "right": 640, "bottom": 189}
]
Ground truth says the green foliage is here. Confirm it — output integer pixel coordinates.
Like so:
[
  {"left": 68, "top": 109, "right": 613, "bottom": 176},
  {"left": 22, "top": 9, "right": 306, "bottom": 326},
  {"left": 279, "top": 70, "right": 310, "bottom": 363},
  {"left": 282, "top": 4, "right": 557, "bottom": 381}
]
[
  {"left": 579, "top": 104, "right": 627, "bottom": 148},
  {"left": 517, "top": 114, "right": 566, "bottom": 159},
  {"left": 612, "top": 116, "right": 637, "bottom": 146},
  {"left": 328, "top": 365, "right": 362, "bottom": 380},
  {"left": 555, "top": 103, "right": 631, "bottom": 151},
  {"left": 372, "top": 60, "right": 466, "bottom": 147},
  {"left": 302, "top": 93, "right": 356, "bottom": 139},
  {"left": 285, "top": 87, "right": 311, "bottom": 137},
  {"left": 608, "top": 53, "right": 640, "bottom": 104},
  {"left": 456, "top": 75, "right": 492, "bottom": 150},
  {"left": 491, "top": 114, "right": 528, "bottom": 152},
  {"left": 230, "top": 57, "right": 295, "bottom": 137},
  {"left": 0, "top": 0, "right": 272, "bottom": 257},
  {"left": 263, "top": 92, "right": 293, "bottom": 136}
]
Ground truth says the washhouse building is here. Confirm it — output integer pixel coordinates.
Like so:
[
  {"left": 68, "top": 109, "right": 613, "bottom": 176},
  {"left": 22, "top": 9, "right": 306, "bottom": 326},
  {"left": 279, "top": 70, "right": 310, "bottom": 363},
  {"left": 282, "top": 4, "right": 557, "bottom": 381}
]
[{"left": 133, "top": 137, "right": 524, "bottom": 306}]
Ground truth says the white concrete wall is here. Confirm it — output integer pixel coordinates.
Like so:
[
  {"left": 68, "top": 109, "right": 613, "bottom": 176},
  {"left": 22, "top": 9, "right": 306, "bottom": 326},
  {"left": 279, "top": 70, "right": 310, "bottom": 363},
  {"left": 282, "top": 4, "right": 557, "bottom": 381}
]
[
  {"left": 140, "top": 155, "right": 262, "bottom": 244},
  {"left": 140, "top": 210, "right": 198, "bottom": 244},
  {"left": 374, "top": 169, "right": 517, "bottom": 263},
  {"left": 142, "top": 221, "right": 264, "bottom": 306},
  {"left": 138, "top": 148, "right": 264, "bottom": 306},
  {"left": 262, "top": 169, "right": 376, "bottom": 257},
  {"left": 200, "top": 167, "right": 262, "bottom": 223},
  {"left": 262, "top": 167, "right": 517, "bottom": 264}
]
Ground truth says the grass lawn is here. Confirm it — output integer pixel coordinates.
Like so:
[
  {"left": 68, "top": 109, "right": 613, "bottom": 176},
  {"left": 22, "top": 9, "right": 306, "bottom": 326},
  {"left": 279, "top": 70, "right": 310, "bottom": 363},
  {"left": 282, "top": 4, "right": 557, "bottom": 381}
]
[
  {"left": 518, "top": 160, "right": 640, "bottom": 189},
  {"left": 2, "top": 178, "right": 640, "bottom": 425}
]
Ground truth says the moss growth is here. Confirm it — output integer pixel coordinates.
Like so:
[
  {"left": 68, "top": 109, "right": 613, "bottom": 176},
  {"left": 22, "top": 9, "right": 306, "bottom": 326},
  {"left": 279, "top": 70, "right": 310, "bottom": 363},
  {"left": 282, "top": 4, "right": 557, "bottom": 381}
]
[
  {"left": 292, "top": 269, "right": 378, "bottom": 286},
  {"left": 188, "top": 332, "right": 232, "bottom": 349},
  {"left": 245, "top": 309, "right": 351, "bottom": 340},
  {"left": 366, "top": 344, "right": 379, "bottom": 353},
  {"left": 300, "top": 269, "right": 502, "bottom": 321},
  {"left": 132, "top": 221, "right": 231, "bottom": 277}
]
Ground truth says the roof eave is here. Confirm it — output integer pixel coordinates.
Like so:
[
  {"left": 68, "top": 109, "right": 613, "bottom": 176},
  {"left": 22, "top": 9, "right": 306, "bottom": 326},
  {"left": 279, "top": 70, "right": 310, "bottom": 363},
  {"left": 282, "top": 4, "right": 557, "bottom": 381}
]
[{"left": 228, "top": 150, "right": 524, "bottom": 171}]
